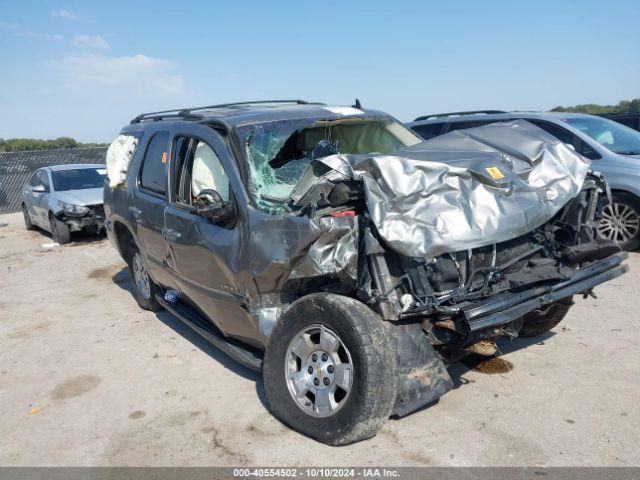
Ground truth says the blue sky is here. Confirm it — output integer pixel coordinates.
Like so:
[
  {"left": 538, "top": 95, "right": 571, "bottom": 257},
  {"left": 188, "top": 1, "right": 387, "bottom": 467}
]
[{"left": 1, "top": 0, "right": 639, "bottom": 142}]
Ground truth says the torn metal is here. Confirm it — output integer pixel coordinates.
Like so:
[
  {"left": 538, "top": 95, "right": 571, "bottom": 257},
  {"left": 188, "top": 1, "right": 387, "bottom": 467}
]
[
  {"left": 260, "top": 120, "right": 626, "bottom": 414},
  {"left": 293, "top": 120, "right": 591, "bottom": 258},
  {"left": 249, "top": 214, "right": 359, "bottom": 292}
]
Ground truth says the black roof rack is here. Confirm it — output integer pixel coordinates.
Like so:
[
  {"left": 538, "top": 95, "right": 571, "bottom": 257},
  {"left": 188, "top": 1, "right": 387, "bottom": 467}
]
[
  {"left": 130, "top": 100, "right": 324, "bottom": 124},
  {"left": 414, "top": 110, "right": 507, "bottom": 122}
]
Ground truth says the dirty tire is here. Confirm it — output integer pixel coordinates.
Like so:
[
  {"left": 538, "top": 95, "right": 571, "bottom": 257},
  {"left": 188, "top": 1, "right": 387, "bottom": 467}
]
[
  {"left": 126, "top": 241, "right": 162, "bottom": 312},
  {"left": 22, "top": 204, "right": 35, "bottom": 230},
  {"left": 49, "top": 213, "right": 71, "bottom": 244},
  {"left": 263, "top": 293, "right": 396, "bottom": 446},
  {"left": 518, "top": 297, "right": 573, "bottom": 338}
]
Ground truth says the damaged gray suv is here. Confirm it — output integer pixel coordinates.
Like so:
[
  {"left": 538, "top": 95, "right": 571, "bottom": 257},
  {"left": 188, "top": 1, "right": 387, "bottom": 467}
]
[{"left": 104, "top": 100, "right": 628, "bottom": 445}]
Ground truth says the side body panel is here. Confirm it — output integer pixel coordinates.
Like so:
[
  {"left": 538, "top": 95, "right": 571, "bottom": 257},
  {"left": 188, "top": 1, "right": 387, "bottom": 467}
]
[{"left": 163, "top": 122, "right": 260, "bottom": 346}]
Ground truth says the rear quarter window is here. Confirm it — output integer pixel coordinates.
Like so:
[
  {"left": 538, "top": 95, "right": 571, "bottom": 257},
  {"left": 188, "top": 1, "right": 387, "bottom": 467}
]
[{"left": 525, "top": 119, "right": 602, "bottom": 160}]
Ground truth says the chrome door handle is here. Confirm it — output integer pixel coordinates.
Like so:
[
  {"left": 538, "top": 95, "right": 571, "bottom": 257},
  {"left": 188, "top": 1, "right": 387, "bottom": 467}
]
[
  {"left": 162, "top": 227, "right": 181, "bottom": 242},
  {"left": 128, "top": 206, "right": 141, "bottom": 218}
]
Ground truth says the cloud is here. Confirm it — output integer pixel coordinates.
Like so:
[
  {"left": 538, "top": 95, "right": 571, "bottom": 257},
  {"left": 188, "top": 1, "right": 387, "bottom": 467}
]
[
  {"left": 50, "top": 9, "right": 78, "bottom": 20},
  {"left": 18, "top": 31, "right": 63, "bottom": 40},
  {"left": 72, "top": 34, "right": 109, "bottom": 50},
  {"left": 51, "top": 54, "right": 185, "bottom": 98},
  {"left": 1, "top": 20, "right": 62, "bottom": 40}
]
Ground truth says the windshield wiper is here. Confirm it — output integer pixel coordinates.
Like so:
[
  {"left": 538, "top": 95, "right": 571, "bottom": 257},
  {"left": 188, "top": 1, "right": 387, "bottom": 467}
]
[{"left": 617, "top": 150, "right": 640, "bottom": 155}]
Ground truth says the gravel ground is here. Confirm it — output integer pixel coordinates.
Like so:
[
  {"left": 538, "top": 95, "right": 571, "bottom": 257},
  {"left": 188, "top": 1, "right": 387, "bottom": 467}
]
[{"left": 0, "top": 211, "right": 638, "bottom": 466}]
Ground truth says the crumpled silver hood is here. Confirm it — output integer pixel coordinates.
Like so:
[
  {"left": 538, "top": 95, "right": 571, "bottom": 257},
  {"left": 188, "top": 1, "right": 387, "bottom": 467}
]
[
  {"left": 53, "top": 187, "right": 104, "bottom": 207},
  {"left": 309, "top": 120, "right": 591, "bottom": 258}
]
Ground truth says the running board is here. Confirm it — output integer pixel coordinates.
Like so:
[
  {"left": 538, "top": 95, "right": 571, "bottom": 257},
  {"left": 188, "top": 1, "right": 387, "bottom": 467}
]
[{"left": 156, "top": 294, "right": 263, "bottom": 372}]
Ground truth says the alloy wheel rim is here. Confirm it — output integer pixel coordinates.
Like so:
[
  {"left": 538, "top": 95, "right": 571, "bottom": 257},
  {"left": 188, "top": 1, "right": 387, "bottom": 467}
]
[
  {"left": 284, "top": 324, "right": 353, "bottom": 418},
  {"left": 597, "top": 202, "right": 640, "bottom": 244},
  {"left": 132, "top": 252, "right": 151, "bottom": 300}
]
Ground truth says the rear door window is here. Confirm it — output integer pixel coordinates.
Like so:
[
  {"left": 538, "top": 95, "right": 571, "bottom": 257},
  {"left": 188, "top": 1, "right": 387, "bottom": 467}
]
[
  {"left": 28, "top": 171, "right": 40, "bottom": 187},
  {"left": 37, "top": 170, "right": 50, "bottom": 192},
  {"left": 411, "top": 123, "right": 445, "bottom": 140},
  {"left": 445, "top": 120, "right": 500, "bottom": 132},
  {"left": 140, "top": 132, "right": 169, "bottom": 195}
]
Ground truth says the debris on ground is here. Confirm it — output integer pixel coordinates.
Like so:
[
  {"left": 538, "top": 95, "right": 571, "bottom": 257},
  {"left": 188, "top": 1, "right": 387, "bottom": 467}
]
[{"left": 27, "top": 405, "right": 47, "bottom": 416}]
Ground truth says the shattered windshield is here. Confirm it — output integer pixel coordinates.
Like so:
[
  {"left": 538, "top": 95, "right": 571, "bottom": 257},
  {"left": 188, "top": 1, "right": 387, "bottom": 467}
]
[{"left": 236, "top": 117, "right": 421, "bottom": 212}]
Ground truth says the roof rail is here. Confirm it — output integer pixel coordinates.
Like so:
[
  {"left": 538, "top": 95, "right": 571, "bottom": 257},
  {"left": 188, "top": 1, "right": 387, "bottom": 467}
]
[
  {"left": 130, "top": 100, "right": 324, "bottom": 124},
  {"left": 414, "top": 110, "right": 507, "bottom": 122}
]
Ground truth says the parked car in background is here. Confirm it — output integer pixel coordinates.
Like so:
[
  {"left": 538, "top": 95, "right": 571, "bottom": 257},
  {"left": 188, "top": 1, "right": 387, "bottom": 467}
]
[
  {"left": 408, "top": 111, "right": 640, "bottom": 250},
  {"left": 21, "top": 164, "right": 107, "bottom": 244},
  {"left": 599, "top": 112, "right": 640, "bottom": 132},
  {"left": 103, "top": 100, "right": 626, "bottom": 445}
]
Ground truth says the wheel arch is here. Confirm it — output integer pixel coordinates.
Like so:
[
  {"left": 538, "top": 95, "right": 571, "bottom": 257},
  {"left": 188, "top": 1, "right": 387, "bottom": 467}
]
[
  {"left": 610, "top": 188, "right": 640, "bottom": 201},
  {"left": 113, "top": 220, "right": 136, "bottom": 261}
]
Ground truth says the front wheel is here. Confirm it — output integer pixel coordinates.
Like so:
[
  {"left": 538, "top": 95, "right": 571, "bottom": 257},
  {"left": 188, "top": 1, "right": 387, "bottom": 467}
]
[
  {"left": 263, "top": 293, "right": 396, "bottom": 446},
  {"left": 49, "top": 214, "right": 71, "bottom": 244},
  {"left": 597, "top": 192, "right": 640, "bottom": 251},
  {"left": 518, "top": 297, "right": 573, "bottom": 338}
]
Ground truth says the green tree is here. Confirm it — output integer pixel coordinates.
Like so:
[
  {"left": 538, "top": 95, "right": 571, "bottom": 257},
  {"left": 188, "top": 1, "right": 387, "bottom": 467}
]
[
  {"left": 551, "top": 98, "right": 640, "bottom": 114},
  {"left": 52, "top": 137, "right": 78, "bottom": 149},
  {"left": 0, "top": 137, "right": 107, "bottom": 152}
]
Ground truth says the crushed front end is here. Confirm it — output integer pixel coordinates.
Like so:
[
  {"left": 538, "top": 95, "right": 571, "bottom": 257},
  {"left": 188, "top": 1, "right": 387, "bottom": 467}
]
[
  {"left": 366, "top": 171, "right": 626, "bottom": 348},
  {"left": 54, "top": 203, "right": 106, "bottom": 234},
  {"left": 283, "top": 120, "right": 629, "bottom": 415}
]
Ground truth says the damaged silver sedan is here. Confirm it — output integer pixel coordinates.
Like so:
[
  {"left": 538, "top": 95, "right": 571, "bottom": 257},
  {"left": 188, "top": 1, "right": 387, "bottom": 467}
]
[
  {"left": 22, "top": 164, "right": 107, "bottom": 244},
  {"left": 103, "top": 101, "right": 628, "bottom": 445}
]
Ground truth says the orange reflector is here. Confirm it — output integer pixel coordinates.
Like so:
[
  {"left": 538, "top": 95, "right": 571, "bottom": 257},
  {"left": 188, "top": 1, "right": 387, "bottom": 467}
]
[
  {"left": 161, "top": 152, "right": 167, "bottom": 164},
  {"left": 330, "top": 210, "right": 356, "bottom": 217}
]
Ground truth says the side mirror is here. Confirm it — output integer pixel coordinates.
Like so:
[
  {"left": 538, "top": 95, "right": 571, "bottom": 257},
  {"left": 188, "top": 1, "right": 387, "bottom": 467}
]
[
  {"left": 194, "top": 189, "right": 233, "bottom": 224},
  {"left": 32, "top": 185, "right": 45, "bottom": 193}
]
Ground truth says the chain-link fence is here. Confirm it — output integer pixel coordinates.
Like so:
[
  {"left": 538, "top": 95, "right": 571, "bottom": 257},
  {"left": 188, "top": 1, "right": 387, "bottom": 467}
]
[{"left": 0, "top": 147, "right": 108, "bottom": 214}]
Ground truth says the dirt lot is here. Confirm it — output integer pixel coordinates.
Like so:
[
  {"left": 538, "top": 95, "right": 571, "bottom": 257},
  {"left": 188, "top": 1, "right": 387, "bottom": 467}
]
[{"left": 0, "top": 211, "right": 638, "bottom": 466}]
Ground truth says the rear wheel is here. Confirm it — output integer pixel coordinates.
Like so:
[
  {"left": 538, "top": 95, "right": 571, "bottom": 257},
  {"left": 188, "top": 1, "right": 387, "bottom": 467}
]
[
  {"left": 518, "top": 297, "right": 573, "bottom": 338},
  {"left": 127, "top": 242, "right": 162, "bottom": 311},
  {"left": 263, "top": 293, "right": 396, "bottom": 445},
  {"left": 597, "top": 192, "right": 640, "bottom": 251},
  {"left": 22, "top": 204, "right": 35, "bottom": 231},
  {"left": 49, "top": 214, "right": 71, "bottom": 244}
]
